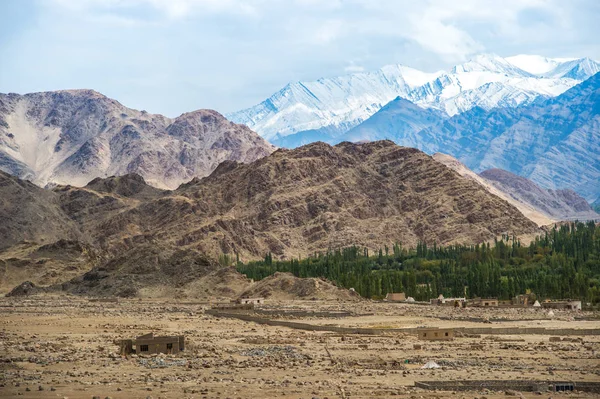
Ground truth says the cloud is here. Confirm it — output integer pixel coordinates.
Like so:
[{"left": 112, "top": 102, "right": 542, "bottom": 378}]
[
  {"left": 344, "top": 63, "right": 365, "bottom": 73},
  {"left": 4, "top": 0, "right": 598, "bottom": 116},
  {"left": 49, "top": 0, "right": 259, "bottom": 19}
]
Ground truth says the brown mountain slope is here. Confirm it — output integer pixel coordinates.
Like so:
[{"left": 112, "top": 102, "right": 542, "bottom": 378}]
[
  {"left": 0, "top": 170, "right": 80, "bottom": 250},
  {"left": 160, "top": 140, "right": 539, "bottom": 258},
  {"left": 0, "top": 140, "right": 541, "bottom": 296},
  {"left": 239, "top": 272, "right": 361, "bottom": 301},
  {"left": 46, "top": 140, "right": 539, "bottom": 260},
  {"left": 432, "top": 153, "right": 556, "bottom": 226},
  {"left": 0, "top": 90, "right": 275, "bottom": 189},
  {"left": 479, "top": 168, "right": 600, "bottom": 221}
]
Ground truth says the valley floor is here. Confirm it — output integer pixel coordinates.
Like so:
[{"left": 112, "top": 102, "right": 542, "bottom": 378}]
[{"left": 1, "top": 297, "right": 600, "bottom": 399}]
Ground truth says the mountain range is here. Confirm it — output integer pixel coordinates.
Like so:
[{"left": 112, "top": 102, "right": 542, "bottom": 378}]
[
  {"left": 0, "top": 141, "right": 542, "bottom": 295},
  {"left": 433, "top": 154, "right": 598, "bottom": 225},
  {"left": 228, "top": 54, "right": 600, "bottom": 148},
  {"left": 0, "top": 90, "right": 275, "bottom": 189},
  {"left": 388, "top": 72, "right": 599, "bottom": 203},
  {"left": 227, "top": 55, "right": 600, "bottom": 203}
]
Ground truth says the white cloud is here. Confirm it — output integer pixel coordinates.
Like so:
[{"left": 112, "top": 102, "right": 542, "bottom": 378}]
[
  {"left": 344, "top": 65, "right": 365, "bottom": 73},
  {"left": 49, "top": 0, "right": 259, "bottom": 18},
  {"left": 6, "top": 0, "right": 598, "bottom": 115}
]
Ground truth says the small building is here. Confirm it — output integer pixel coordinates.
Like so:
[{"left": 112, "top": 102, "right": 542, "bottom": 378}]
[
  {"left": 513, "top": 293, "right": 536, "bottom": 306},
  {"left": 468, "top": 298, "right": 499, "bottom": 307},
  {"left": 430, "top": 295, "right": 466, "bottom": 307},
  {"left": 385, "top": 292, "right": 406, "bottom": 302},
  {"left": 119, "top": 333, "right": 184, "bottom": 355},
  {"left": 417, "top": 327, "right": 454, "bottom": 341},
  {"left": 237, "top": 297, "right": 264, "bottom": 305},
  {"left": 541, "top": 300, "right": 582, "bottom": 311}
]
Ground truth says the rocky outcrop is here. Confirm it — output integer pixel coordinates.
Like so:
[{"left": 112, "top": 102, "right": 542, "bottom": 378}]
[
  {"left": 238, "top": 272, "right": 361, "bottom": 301},
  {"left": 0, "top": 171, "right": 80, "bottom": 250}
]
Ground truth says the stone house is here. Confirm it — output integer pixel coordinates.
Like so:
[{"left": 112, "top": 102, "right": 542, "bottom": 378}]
[
  {"left": 468, "top": 298, "right": 499, "bottom": 307},
  {"left": 541, "top": 300, "right": 582, "bottom": 311},
  {"left": 119, "top": 333, "right": 185, "bottom": 355},
  {"left": 237, "top": 297, "right": 264, "bottom": 305},
  {"left": 417, "top": 327, "right": 454, "bottom": 341},
  {"left": 385, "top": 292, "right": 406, "bottom": 301}
]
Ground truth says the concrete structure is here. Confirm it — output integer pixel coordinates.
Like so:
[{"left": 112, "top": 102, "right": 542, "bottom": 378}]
[
  {"left": 513, "top": 293, "right": 536, "bottom": 306},
  {"left": 385, "top": 292, "right": 406, "bottom": 301},
  {"left": 541, "top": 301, "right": 582, "bottom": 311},
  {"left": 237, "top": 297, "right": 264, "bottom": 305},
  {"left": 415, "top": 380, "right": 600, "bottom": 393},
  {"left": 119, "top": 333, "right": 184, "bottom": 355},
  {"left": 212, "top": 302, "right": 255, "bottom": 311},
  {"left": 430, "top": 295, "right": 466, "bottom": 307},
  {"left": 468, "top": 298, "right": 499, "bottom": 307},
  {"left": 417, "top": 327, "right": 454, "bottom": 341}
]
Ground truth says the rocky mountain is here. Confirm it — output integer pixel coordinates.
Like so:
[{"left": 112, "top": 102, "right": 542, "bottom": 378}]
[
  {"left": 414, "top": 72, "right": 600, "bottom": 202},
  {"left": 0, "top": 170, "right": 80, "bottom": 250},
  {"left": 0, "top": 141, "right": 541, "bottom": 295},
  {"left": 433, "top": 154, "right": 598, "bottom": 225},
  {"left": 228, "top": 54, "right": 599, "bottom": 147},
  {"left": 0, "top": 90, "right": 275, "bottom": 189},
  {"left": 479, "top": 169, "right": 599, "bottom": 222},
  {"left": 432, "top": 154, "right": 555, "bottom": 227}
]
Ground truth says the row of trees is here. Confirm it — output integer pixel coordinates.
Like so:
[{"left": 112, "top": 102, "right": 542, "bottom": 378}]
[{"left": 236, "top": 222, "right": 600, "bottom": 303}]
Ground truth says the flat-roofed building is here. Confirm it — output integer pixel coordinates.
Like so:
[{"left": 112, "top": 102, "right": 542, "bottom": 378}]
[
  {"left": 468, "top": 298, "right": 499, "bottom": 307},
  {"left": 385, "top": 292, "right": 406, "bottom": 302},
  {"left": 237, "top": 297, "right": 264, "bottom": 305},
  {"left": 119, "top": 333, "right": 184, "bottom": 355},
  {"left": 417, "top": 327, "right": 454, "bottom": 341}
]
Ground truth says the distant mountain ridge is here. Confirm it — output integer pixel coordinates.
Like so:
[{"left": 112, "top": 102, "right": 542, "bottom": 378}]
[
  {"left": 0, "top": 90, "right": 275, "bottom": 189},
  {"left": 228, "top": 54, "right": 600, "bottom": 147},
  {"left": 479, "top": 169, "right": 599, "bottom": 221},
  {"left": 416, "top": 72, "right": 600, "bottom": 203},
  {"left": 433, "top": 153, "right": 598, "bottom": 224}
]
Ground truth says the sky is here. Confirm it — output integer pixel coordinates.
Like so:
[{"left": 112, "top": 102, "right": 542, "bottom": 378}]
[{"left": 0, "top": 0, "right": 599, "bottom": 116}]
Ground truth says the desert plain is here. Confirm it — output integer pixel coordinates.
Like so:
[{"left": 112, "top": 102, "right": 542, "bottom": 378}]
[{"left": 1, "top": 296, "right": 600, "bottom": 399}]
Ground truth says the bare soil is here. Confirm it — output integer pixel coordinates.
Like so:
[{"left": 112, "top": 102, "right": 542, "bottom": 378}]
[{"left": 1, "top": 296, "right": 599, "bottom": 399}]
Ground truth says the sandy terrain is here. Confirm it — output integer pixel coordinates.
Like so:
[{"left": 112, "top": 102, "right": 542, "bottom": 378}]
[{"left": 1, "top": 296, "right": 599, "bottom": 399}]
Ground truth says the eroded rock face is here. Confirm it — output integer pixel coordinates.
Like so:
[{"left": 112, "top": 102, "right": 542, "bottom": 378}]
[
  {"left": 167, "top": 140, "right": 538, "bottom": 258},
  {"left": 1, "top": 140, "right": 540, "bottom": 296},
  {"left": 0, "top": 90, "right": 275, "bottom": 190}
]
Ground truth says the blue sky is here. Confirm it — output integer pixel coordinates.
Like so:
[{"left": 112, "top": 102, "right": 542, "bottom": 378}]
[{"left": 1, "top": 0, "right": 599, "bottom": 116}]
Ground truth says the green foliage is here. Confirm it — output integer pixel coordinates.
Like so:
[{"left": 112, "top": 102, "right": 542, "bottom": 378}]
[{"left": 236, "top": 222, "right": 600, "bottom": 303}]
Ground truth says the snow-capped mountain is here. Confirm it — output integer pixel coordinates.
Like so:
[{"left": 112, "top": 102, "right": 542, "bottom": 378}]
[
  {"left": 506, "top": 55, "right": 600, "bottom": 80},
  {"left": 228, "top": 65, "right": 442, "bottom": 143},
  {"left": 228, "top": 54, "right": 600, "bottom": 148},
  {"left": 409, "top": 72, "right": 600, "bottom": 203}
]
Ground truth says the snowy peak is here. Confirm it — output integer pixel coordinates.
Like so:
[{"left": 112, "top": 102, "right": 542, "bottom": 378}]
[
  {"left": 228, "top": 53, "right": 597, "bottom": 146},
  {"left": 451, "top": 53, "right": 533, "bottom": 76},
  {"left": 505, "top": 55, "right": 574, "bottom": 75},
  {"left": 506, "top": 55, "right": 600, "bottom": 80},
  {"left": 547, "top": 57, "right": 600, "bottom": 80}
]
